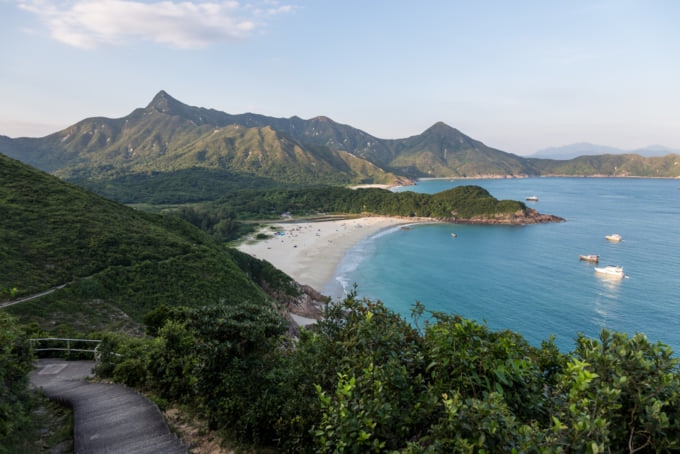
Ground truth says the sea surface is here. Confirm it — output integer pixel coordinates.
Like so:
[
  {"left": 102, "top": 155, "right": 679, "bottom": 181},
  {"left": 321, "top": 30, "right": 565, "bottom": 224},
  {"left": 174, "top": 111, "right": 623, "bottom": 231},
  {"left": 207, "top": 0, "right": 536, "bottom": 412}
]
[{"left": 323, "top": 177, "right": 680, "bottom": 353}]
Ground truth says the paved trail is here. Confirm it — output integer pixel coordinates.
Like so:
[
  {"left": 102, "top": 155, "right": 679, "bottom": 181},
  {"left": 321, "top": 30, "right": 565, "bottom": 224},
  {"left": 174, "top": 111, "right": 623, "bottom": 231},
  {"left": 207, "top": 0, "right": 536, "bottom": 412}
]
[
  {"left": 0, "top": 284, "right": 66, "bottom": 309},
  {"left": 30, "top": 359, "right": 187, "bottom": 454}
]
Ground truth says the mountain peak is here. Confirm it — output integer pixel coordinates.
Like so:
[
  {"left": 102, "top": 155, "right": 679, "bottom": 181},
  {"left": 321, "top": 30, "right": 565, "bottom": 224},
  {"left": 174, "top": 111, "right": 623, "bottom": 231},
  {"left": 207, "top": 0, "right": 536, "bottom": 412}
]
[
  {"left": 146, "top": 90, "right": 186, "bottom": 113},
  {"left": 423, "top": 121, "right": 464, "bottom": 137}
]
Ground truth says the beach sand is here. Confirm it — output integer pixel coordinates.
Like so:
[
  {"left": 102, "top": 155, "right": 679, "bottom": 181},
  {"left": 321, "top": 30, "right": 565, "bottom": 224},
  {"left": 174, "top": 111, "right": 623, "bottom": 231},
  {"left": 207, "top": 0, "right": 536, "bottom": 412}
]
[{"left": 235, "top": 217, "right": 413, "bottom": 293}]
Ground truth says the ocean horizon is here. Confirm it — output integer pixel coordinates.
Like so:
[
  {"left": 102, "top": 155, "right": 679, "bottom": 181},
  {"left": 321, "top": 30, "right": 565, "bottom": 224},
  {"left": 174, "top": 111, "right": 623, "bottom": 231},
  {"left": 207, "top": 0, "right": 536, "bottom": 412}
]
[{"left": 324, "top": 177, "right": 680, "bottom": 354}]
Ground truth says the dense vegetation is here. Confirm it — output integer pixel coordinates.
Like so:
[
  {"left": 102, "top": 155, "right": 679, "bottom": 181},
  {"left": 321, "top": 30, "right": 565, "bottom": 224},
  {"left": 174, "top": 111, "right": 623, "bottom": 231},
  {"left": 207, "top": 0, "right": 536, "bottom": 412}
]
[
  {"left": 71, "top": 167, "right": 283, "bottom": 204},
  {"left": 2, "top": 152, "right": 203, "bottom": 296},
  {"left": 210, "top": 185, "right": 525, "bottom": 219},
  {"left": 0, "top": 154, "right": 296, "bottom": 335},
  {"left": 173, "top": 185, "right": 529, "bottom": 242},
  {"left": 0, "top": 313, "right": 75, "bottom": 452},
  {"left": 95, "top": 292, "right": 680, "bottom": 453},
  {"left": 0, "top": 312, "right": 34, "bottom": 450}
]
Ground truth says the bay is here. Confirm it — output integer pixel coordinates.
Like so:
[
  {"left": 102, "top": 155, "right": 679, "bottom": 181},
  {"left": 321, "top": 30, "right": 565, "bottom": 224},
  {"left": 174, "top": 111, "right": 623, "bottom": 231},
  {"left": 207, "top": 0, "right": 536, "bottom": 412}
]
[{"left": 324, "top": 177, "right": 680, "bottom": 353}]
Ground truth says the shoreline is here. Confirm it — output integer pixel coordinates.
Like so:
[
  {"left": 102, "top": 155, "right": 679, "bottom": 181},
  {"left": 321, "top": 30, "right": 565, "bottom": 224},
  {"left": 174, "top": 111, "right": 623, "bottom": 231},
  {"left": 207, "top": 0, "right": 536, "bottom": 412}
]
[
  {"left": 235, "top": 217, "right": 417, "bottom": 293},
  {"left": 234, "top": 206, "right": 562, "bottom": 297}
]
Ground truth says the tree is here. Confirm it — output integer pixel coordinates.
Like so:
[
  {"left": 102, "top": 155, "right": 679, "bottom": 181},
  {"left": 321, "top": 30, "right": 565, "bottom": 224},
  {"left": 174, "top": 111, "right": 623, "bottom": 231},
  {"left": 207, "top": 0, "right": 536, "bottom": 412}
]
[{"left": 187, "top": 300, "right": 288, "bottom": 442}]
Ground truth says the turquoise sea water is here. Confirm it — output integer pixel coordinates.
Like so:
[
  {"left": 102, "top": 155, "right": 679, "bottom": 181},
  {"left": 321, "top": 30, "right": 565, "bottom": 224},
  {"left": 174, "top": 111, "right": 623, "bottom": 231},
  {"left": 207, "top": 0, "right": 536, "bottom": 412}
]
[{"left": 323, "top": 178, "right": 680, "bottom": 353}]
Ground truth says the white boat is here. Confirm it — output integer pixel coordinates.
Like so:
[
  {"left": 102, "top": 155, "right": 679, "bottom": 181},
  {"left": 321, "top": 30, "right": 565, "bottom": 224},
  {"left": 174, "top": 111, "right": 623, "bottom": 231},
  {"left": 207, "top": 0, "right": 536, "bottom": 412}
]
[
  {"left": 605, "top": 234, "right": 622, "bottom": 242},
  {"left": 525, "top": 196, "right": 538, "bottom": 202},
  {"left": 450, "top": 232, "right": 457, "bottom": 238},
  {"left": 594, "top": 265, "right": 624, "bottom": 278}
]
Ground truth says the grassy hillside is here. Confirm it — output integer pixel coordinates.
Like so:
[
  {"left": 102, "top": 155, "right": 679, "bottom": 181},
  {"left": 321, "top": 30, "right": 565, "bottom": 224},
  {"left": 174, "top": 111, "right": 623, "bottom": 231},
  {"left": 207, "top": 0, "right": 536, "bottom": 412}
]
[
  {"left": 0, "top": 92, "right": 529, "bottom": 207},
  {"left": 384, "top": 122, "right": 533, "bottom": 178},
  {"left": 3, "top": 91, "right": 679, "bottom": 210},
  {"left": 1, "top": 91, "right": 403, "bottom": 201},
  {"left": 0, "top": 153, "right": 290, "bottom": 334}
]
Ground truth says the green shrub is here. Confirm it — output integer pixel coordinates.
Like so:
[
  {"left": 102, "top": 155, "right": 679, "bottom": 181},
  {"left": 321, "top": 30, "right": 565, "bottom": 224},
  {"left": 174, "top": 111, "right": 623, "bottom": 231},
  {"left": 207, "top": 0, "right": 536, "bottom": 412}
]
[
  {"left": 90, "top": 294, "right": 680, "bottom": 453},
  {"left": 0, "top": 313, "right": 33, "bottom": 445}
]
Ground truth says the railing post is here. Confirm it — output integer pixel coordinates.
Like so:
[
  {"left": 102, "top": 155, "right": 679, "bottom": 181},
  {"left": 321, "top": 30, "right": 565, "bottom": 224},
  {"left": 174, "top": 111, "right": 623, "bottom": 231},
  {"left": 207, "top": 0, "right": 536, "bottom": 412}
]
[{"left": 29, "top": 338, "right": 101, "bottom": 360}]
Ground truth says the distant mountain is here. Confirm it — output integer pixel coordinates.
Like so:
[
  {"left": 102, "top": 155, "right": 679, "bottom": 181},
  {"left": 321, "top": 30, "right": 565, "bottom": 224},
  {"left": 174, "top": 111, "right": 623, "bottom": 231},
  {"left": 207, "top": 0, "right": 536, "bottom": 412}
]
[
  {"left": 530, "top": 153, "right": 680, "bottom": 178},
  {"left": 0, "top": 153, "right": 295, "bottom": 333},
  {"left": 531, "top": 142, "right": 679, "bottom": 160},
  {"left": 384, "top": 122, "right": 532, "bottom": 178},
  {"left": 2, "top": 91, "right": 679, "bottom": 206},
  {"left": 2, "top": 91, "right": 402, "bottom": 186},
  {"left": 0, "top": 91, "right": 532, "bottom": 203},
  {"left": 630, "top": 145, "right": 680, "bottom": 157}
]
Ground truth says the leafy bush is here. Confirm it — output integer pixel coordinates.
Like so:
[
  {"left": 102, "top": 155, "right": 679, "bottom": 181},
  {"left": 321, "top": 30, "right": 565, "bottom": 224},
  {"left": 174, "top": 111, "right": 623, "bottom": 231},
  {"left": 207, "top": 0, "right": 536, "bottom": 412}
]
[
  {"left": 94, "top": 333, "right": 150, "bottom": 385},
  {"left": 93, "top": 294, "right": 680, "bottom": 453},
  {"left": 546, "top": 330, "right": 680, "bottom": 452},
  {"left": 0, "top": 312, "right": 33, "bottom": 446}
]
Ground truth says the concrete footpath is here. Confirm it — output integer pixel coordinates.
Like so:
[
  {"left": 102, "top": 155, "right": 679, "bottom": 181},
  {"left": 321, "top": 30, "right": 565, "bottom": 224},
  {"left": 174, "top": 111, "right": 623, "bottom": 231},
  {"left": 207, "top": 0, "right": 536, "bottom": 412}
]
[{"left": 30, "top": 359, "right": 187, "bottom": 454}]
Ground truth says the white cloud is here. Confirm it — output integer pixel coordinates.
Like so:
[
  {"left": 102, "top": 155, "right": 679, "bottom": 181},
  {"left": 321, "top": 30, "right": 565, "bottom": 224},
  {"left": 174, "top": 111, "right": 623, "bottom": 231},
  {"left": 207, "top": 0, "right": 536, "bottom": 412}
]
[{"left": 18, "top": 0, "right": 294, "bottom": 49}]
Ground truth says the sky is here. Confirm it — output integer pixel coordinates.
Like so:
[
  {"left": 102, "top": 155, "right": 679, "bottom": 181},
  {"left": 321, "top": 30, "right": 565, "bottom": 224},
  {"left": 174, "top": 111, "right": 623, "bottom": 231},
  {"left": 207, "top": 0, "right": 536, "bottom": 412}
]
[{"left": 1, "top": 1, "right": 679, "bottom": 155}]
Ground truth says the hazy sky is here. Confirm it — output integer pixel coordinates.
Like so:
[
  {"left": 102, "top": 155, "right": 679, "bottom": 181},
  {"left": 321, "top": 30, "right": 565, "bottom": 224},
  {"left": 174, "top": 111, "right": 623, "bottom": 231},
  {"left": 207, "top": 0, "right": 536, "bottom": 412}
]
[{"left": 1, "top": 0, "right": 679, "bottom": 155}]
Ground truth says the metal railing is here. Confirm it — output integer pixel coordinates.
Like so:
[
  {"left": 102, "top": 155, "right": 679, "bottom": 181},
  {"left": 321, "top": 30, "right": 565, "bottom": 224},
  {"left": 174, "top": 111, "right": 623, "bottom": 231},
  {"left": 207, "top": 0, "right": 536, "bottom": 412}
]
[{"left": 30, "top": 338, "right": 102, "bottom": 360}]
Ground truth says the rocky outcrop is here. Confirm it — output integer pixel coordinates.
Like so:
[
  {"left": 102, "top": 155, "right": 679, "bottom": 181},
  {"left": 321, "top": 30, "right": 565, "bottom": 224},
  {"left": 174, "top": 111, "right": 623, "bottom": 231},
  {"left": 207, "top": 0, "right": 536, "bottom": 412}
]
[
  {"left": 275, "top": 282, "right": 327, "bottom": 337},
  {"left": 286, "top": 284, "right": 326, "bottom": 320},
  {"left": 442, "top": 208, "right": 565, "bottom": 225}
]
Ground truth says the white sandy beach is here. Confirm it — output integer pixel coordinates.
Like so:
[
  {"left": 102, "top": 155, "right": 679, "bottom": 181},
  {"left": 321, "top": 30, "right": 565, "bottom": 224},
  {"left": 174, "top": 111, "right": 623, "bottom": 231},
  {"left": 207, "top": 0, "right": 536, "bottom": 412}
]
[{"left": 236, "top": 217, "right": 413, "bottom": 292}]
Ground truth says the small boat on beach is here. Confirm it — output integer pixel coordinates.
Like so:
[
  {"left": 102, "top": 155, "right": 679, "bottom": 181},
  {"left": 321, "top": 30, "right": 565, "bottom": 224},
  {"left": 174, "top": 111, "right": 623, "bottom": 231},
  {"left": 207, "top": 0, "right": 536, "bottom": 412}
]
[
  {"left": 594, "top": 265, "right": 624, "bottom": 278},
  {"left": 525, "top": 196, "right": 539, "bottom": 202},
  {"left": 579, "top": 254, "right": 599, "bottom": 263},
  {"left": 605, "top": 234, "right": 622, "bottom": 242}
]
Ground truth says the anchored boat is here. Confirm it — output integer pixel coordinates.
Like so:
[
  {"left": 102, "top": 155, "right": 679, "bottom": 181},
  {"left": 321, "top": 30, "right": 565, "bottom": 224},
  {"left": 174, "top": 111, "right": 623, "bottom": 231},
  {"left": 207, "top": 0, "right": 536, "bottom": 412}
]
[{"left": 594, "top": 265, "right": 624, "bottom": 278}]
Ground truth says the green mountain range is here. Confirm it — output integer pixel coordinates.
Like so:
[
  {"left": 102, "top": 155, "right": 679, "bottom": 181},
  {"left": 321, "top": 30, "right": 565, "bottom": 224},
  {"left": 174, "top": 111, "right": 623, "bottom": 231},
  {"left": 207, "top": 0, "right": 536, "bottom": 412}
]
[
  {"left": 0, "top": 91, "right": 407, "bottom": 199},
  {"left": 2, "top": 90, "right": 679, "bottom": 206},
  {"left": 0, "top": 153, "right": 297, "bottom": 334}
]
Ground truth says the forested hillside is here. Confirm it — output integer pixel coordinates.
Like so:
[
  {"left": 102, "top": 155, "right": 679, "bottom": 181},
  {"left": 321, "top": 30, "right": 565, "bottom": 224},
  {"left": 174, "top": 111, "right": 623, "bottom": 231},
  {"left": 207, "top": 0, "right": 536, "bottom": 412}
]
[
  {"left": 531, "top": 153, "right": 680, "bottom": 177},
  {"left": 184, "top": 185, "right": 550, "bottom": 221},
  {"left": 0, "top": 153, "right": 294, "bottom": 334}
]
